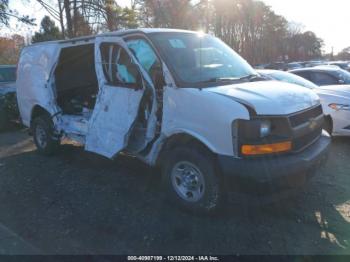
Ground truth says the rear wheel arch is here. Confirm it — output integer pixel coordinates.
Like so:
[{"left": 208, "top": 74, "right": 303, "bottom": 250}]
[{"left": 30, "top": 105, "right": 51, "bottom": 129}]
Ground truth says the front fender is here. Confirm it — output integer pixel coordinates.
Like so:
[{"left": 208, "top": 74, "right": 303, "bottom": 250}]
[{"left": 162, "top": 86, "right": 250, "bottom": 157}]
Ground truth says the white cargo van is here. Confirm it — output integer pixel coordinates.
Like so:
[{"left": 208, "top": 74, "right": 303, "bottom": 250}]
[{"left": 17, "top": 29, "right": 330, "bottom": 212}]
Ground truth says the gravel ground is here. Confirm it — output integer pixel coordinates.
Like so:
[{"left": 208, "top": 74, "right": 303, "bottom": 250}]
[{"left": 0, "top": 127, "right": 349, "bottom": 255}]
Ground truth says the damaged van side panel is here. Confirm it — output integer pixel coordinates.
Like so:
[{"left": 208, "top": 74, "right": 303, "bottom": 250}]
[
  {"left": 16, "top": 43, "right": 60, "bottom": 126},
  {"left": 85, "top": 86, "right": 144, "bottom": 158},
  {"left": 85, "top": 36, "right": 149, "bottom": 158}
]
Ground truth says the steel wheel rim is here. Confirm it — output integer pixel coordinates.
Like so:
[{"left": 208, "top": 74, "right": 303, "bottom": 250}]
[
  {"left": 35, "top": 124, "right": 47, "bottom": 149},
  {"left": 171, "top": 161, "right": 205, "bottom": 202}
]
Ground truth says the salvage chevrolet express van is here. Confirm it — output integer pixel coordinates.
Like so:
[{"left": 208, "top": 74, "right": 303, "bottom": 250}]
[{"left": 17, "top": 29, "right": 330, "bottom": 212}]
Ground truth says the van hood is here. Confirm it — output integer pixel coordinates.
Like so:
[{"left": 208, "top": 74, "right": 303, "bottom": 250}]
[{"left": 205, "top": 80, "right": 320, "bottom": 115}]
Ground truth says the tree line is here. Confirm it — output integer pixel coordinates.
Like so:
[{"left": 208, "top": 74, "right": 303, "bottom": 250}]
[{"left": 1, "top": 0, "right": 326, "bottom": 65}]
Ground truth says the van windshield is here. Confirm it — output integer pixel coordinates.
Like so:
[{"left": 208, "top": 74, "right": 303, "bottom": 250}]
[{"left": 148, "top": 32, "right": 256, "bottom": 87}]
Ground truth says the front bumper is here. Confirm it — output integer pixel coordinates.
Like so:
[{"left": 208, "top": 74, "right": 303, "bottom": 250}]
[{"left": 218, "top": 132, "right": 331, "bottom": 186}]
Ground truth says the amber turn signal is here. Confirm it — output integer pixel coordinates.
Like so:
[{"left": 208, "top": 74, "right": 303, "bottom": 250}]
[{"left": 241, "top": 141, "right": 292, "bottom": 156}]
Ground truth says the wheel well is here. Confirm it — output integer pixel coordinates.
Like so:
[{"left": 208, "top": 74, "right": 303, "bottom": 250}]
[
  {"left": 30, "top": 105, "right": 50, "bottom": 128},
  {"left": 156, "top": 133, "right": 214, "bottom": 167}
]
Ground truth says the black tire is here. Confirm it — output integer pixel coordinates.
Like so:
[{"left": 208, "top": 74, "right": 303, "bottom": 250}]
[
  {"left": 32, "top": 115, "right": 60, "bottom": 155},
  {"left": 161, "top": 146, "right": 223, "bottom": 213},
  {"left": 324, "top": 117, "right": 333, "bottom": 136}
]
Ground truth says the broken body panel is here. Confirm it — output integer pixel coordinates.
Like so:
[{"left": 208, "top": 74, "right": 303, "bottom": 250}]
[{"left": 85, "top": 36, "right": 150, "bottom": 158}]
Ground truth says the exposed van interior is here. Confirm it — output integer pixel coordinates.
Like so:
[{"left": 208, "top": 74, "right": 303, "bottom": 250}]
[
  {"left": 54, "top": 43, "right": 98, "bottom": 138},
  {"left": 52, "top": 41, "right": 156, "bottom": 150},
  {"left": 54, "top": 44, "right": 98, "bottom": 115}
]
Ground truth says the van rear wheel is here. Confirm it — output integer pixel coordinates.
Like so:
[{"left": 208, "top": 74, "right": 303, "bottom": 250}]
[
  {"left": 32, "top": 115, "right": 60, "bottom": 155},
  {"left": 161, "top": 146, "right": 222, "bottom": 213}
]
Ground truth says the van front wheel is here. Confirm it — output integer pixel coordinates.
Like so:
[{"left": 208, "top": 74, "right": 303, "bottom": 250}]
[
  {"left": 162, "top": 146, "right": 222, "bottom": 213},
  {"left": 32, "top": 115, "right": 60, "bottom": 155}
]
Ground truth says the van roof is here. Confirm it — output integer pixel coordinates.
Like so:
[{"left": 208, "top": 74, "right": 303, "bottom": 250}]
[{"left": 28, "top": 28, "right": 198, "bottom": 46}]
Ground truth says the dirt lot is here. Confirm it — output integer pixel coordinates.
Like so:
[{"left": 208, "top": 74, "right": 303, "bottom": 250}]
[{"left": 0, "top": 126, "right": 349, "bottom": 255}]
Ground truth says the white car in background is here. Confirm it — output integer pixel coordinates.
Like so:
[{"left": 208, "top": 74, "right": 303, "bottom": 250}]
[{"left": 258, "top": 69, "right": 350, "bottom": 136}]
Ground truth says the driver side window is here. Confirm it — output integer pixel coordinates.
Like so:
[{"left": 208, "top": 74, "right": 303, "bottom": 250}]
[
  {"left": 100, "top": 43, "right": 138, "bottom": 87},
  {"left": 126, "top": 38, "right": 162, "bottom": 88}
]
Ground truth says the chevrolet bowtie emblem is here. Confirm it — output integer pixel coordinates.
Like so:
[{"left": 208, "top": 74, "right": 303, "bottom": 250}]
[{"left": 308, "top": 118, "right": 317, "bottom": 130}]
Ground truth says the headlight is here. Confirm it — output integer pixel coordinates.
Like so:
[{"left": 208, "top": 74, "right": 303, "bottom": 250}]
[
  {"left": 236, "top": 119, "right": 272, "bottom": 139},
  {"left": 236, "top": 118, "right": 292, "bottom": 156},
  {"left": 328, "top": 103, "right": 350, "bottom": 111},
  {"left": 260, "top": 120, "right": 271, "bottom": 138}
]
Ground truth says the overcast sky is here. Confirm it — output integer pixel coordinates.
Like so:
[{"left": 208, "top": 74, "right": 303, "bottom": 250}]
[
  {"left": 3, "top": 0, "right": 350, "bottom": 53},
  {"left": 262, "top": 0, "right": 350, "bottom": 54}
]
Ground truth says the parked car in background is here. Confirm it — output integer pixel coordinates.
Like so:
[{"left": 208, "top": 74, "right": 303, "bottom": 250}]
[
  {"left": 259, "top": 69, "right": 350, "bottom": 137},
  {"left": 253, "top": 63, "right": 269, "bottom": 69},
  {"left": 264, "top": 62, "right": 287, "bottom": 71},
  {"left": 16, "top": 29, "right": 330, "bottom": 213},
  {"left": 0, "top": 65, "right": 18, "bottom": 130},
  {"left": 263, "top": 62, "right": 303, "bottom": 71},
  {"left": 290, "top": 67, "right": 350, "bottom": 86},
  {"left": 314, "top": 65, "right": 341, "bottom": 70},
  {"left": 327, "top": 61, "right": 350, "bottom": 72},
  {"left": 304, "top": 61, "right": 327, "bottom": 68},
  {"left": 285, "top": 62, "right": 303, "bottom": 70}
]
